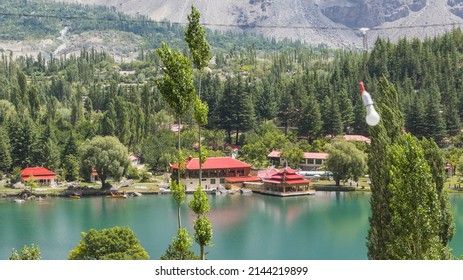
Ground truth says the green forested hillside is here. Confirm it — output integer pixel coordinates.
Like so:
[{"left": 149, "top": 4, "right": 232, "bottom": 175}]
[{"left": 2, "top": 0, "right": 463, "bottom": 179}]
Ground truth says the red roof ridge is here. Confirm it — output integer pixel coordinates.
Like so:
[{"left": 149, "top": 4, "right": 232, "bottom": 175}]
[{"left": 21, "top": 167, "right": 56, "bottom": 176}]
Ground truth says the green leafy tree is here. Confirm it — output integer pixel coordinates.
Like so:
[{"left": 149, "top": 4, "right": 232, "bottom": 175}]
[
  {"left": 367, "top": 77, "right": 454, "bottom": 260},
  {"left": 171, "top": 180, "right": 186, "bottom": 229},
  {"left": 9, "top": 244, "right": 41, "bottom": 260},
  {"left": 68, "top": 227, "right": 149, "bottom": 260},
  {"left": 141, "top": 128, "right": 177, "bottom": 171},
  {"left": 185, "top": 5, "right": 211, "bottom": 72},
  {"left": 367, "top": 77, "right": 407, "bottom": 260},
  {"left": 156, "top": 42, "right": 196, "bottom": 182},
  {"left": 420, "top": 138, "right": 455, "bottom": 247},
  {"left": 0, "top": 99, "right": 18, "bottom": 126},
  {"left": 161, "top": 228, "right": 198, "bottom": 260},
  {"left": 385, "top": 134, "right": 452, "bottom": 259},
  {"left": 79, "top": 136, "right": 129, "bottom": 189},
  {"left": 185, "top": 4, "right": 212, "bottom": 188},
  {"left": 280, "top": 143, "right": 304, "bottom": 169},
  {"left": 188, "top": 186, "right": 213, "bottom": 260},
  {"left": 240, "top": 141, "right": 270, "bottom": 168},
  {"left": 325, "top": 139, "right": 366, "bottom": 186}
]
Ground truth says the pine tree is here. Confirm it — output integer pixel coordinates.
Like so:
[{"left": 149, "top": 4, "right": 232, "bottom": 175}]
[
  {"left": 423, "top": 86, "right": 447, "bottom": 143},
  {"left": 8, "top": 116, "right": 35, "bottom": 168},
  {"left": 100, "top": 100, "right": 116, "bottom": 136},
  {"left": 298, "top": 94, "right": 323, "bottom": 138},
  {"left": 337, "top": 89, "right": 355, "bottom": 131},
  {"left": 33, "top": 124, "right": 60, "bottom": 170},
  {"left": 254, "top": 78, "right": 278, "bottom": 122},
  {"left": 405, "top": 96, "right": 426, "bottom": 137},
  {"left": 0, "top": 128, "right": 12, "bottom": 171},
  {"left": 218, "top": 75, "right": 255, "bottom": 144}
]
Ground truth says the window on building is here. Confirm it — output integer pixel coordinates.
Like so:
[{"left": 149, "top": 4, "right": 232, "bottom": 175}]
[
  {"left": 220, "top": 178, "right": 225, "bottom": 184},
  {"left": 307, "top": 159, "right": 315, "bottom": 164},
  {"left": 211, "top": 179, "right": 216, "bottom": 184},
  {"left": 190, "top": 170, "right": 199, "bottom": 178},
  {"left": 219, "top": 169, "right": 226, "bottom": 177},
  {"left": 315, "top": 159, "right": 323, "bottom": 165}
]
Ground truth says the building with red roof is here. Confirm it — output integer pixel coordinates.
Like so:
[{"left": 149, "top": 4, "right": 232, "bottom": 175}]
[
  {"left": 267, "top": 150, "right": 329, "bottom": 171},
  {"left": 260, "top": 167, "right": 312, "bottom": 196},
  {"left": 170, "top": 156, "right": 255, "bottom": 190},
  {"left": 342, "top": 134, "right": 371, "bottom": 144},
  {"left": 21, "top": 167, "right": 57, "bottom": 186}
]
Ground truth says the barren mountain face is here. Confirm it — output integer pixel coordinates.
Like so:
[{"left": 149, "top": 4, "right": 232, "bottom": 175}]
[
  {"left": 318, "top": 0, "right": 428, "bottom": 28},
  {"left": 41, "top": 0, "right": 463, "bottom": 48},
  {"left": 449, "top": 0, "right": 463, "bottom": 17}
]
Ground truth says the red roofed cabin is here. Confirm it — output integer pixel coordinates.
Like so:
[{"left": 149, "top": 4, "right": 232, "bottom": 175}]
[
  {"left": 170, "top": 157, "right": 255, "bottom": 191},
  {"left": 21, "top": 167, "right": 57, "bottom": 186},
  {"left": 261, "top": 167, "right": 312, "bottom": 196}
]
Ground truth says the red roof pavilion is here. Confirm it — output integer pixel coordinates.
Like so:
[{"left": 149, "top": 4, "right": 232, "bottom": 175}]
[{"left": 262, "top": 167, "right": 310, "bottom": 185}]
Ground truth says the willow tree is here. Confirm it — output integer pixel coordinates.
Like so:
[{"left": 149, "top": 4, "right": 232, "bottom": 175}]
[
  {"left": 156, "top": 42, "right": 196, "bottom": 230},
  {"left": 366, "top": 77, "right": 454, "bottom": 259},
  {"left": 185, "top": 4, "right": 212, "bottom": 188},
  {"left": 79, "top": 136, "right": 129, "bottom": 189}
]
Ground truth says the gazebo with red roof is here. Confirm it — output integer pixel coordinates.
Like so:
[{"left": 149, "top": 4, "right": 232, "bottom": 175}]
[
  {"left": 261, "top": 167, "right": 312, "bottom": 196},
  {"left": 21, "top": 167, "right": 57, "bottom": 186},
  {"left": 170, "top": 156, "right": 254, "bottom": 191}
]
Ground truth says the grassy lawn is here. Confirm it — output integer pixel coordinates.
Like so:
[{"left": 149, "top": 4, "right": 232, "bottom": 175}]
[
  {"left": 310, "top": 177, "right": 371, "bottom": 191},
  {"left": 445, "top": 176, "right": 463, "bottom": 193}
]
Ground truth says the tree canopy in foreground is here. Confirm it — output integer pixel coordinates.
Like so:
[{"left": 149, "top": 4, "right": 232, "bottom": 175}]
[{"left": 68, "top": 226, "right": 149, "bottom": 260}]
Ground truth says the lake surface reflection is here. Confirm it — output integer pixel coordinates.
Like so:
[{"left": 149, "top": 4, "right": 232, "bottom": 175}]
[{"left": 0, "top": 192, "right": 462, "bottom": 259}]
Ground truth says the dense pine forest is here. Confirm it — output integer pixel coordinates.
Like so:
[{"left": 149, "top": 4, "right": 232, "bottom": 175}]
[{"left": 2, "top": 0, "right": 463, "bottom": 180}]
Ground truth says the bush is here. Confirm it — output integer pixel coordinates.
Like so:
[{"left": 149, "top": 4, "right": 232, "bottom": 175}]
[
  {"left": 9, "top": 244, "right": 41, "bottom": 260},
  {"left": 140, "top": 171, "right": 153, "bottom": 182},
  {"left": 68, "top": 226, "right": 149, "bottom": 260},
  {"left": 127, "top": 166, "right": 141, "bottom": 180}
]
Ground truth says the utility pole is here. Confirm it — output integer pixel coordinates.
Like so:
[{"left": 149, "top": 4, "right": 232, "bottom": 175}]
[{"left": 359, "top": 27, "right": 369, "bottom": 51}]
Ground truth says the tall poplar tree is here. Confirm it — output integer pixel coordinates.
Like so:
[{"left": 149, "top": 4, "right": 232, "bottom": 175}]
[
  {"left": 367, "top": 77, "right": 454, "bottom": 259},
  {"left": 156, "top": 42, "right": 196, "bottom": 229},
  {"left": 188, "top": 186, "right": 213, "bottom": 260},
  {"left": 385, "top": 134, "right": 453, "bottom": 259},
  {"left": 185, "top": 4, "right": 211, "bottom": 188}
]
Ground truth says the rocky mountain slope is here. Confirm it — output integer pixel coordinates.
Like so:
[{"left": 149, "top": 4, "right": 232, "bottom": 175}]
[{"left": 36, "top": 0, "right": 463, "bottom": 49}]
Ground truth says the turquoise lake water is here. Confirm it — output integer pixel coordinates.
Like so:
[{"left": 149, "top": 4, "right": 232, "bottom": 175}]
[{"left": 0, "top": 192, "right": 462, "bottom": 260}]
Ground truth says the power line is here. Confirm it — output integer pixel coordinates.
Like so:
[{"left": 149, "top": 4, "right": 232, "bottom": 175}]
[{"left": 0, "top": 11, "right": 463, "bottom": 32}]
